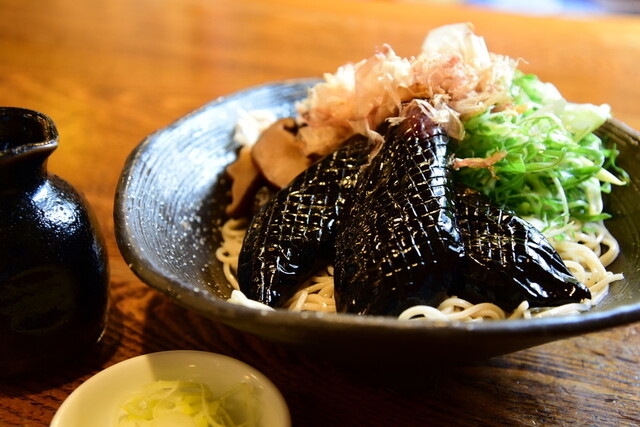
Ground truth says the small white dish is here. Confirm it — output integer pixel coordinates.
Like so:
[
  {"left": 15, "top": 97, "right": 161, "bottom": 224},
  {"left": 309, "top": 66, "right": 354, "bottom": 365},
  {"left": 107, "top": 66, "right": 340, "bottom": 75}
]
[{"left": 50, "top": 350, "right": 290, "bottom": 427}]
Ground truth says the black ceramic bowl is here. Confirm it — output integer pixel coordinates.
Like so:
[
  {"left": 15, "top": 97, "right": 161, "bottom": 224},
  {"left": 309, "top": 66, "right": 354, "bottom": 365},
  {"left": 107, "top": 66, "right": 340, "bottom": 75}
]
[{"left": 114, "top": 80, "right": 640, "bottom": 365}]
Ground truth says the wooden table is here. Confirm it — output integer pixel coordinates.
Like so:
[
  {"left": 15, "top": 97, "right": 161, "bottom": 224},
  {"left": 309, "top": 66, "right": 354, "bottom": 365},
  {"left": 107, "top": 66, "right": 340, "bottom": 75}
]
[{"left": 1, "top": 0, "right": 639, "bottom": 425}]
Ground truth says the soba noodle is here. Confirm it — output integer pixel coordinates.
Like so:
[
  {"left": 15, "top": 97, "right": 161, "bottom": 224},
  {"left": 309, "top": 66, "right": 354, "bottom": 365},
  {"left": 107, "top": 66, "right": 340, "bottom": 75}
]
[{"left": 216, "top": 217, "right": 623, "bottom": 321}]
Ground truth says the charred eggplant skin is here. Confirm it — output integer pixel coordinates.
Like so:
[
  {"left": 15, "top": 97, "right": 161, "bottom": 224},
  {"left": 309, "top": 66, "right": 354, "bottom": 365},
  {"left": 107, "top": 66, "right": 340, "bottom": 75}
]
[
  {"left": 333, "top": 102, "right": 587, "bottom": 316},
  {"left": 335, "top": 103, "right": 465, "bottom": 316},
  {"left": 238, "top": 105, "right": 589, "bottom": 315},
  {"left": 453, "top": 186, "right": 591, "bottom": 311},
  {"left": 237, "top": 134, "right": 372, "bottom": 307}
]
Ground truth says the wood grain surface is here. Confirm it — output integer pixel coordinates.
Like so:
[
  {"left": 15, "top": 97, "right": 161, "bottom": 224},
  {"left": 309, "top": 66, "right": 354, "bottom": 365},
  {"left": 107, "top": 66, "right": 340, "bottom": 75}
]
[{"left": 0, "top": 0, "right": 639, "bottom": 425}]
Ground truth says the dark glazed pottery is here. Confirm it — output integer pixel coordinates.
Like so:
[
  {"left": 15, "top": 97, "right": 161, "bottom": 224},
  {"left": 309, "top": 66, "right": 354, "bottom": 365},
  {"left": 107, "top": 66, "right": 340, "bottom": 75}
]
[
  {"left": 114, "top": 80, "right": 640, "bottom": 368},
  {"left": 0, "top": 107, "right": 109, "bottom": 376}
]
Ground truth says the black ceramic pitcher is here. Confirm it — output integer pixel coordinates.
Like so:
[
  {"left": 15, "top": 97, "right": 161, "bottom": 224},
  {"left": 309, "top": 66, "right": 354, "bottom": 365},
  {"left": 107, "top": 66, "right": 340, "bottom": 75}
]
[{"left": 0, "top": 107, "right": 109, "bottom": 376}]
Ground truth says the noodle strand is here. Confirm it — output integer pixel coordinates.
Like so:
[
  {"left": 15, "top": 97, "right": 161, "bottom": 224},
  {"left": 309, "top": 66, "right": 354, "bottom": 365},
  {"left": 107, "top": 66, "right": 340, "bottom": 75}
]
[{"left": 216, "top": 219, "right": 623, "bottom": 321}]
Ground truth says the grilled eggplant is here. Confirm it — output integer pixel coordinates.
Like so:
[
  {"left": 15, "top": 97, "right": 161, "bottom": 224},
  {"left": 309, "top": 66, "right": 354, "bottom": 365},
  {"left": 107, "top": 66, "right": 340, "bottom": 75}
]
[
  {"left": 237, "top": 134, "right": 372, "bottom": 307},
  {"left": 452, "top": 186, "right": 590, "bottom": 311},
  {"left": 237, "top": 102, "right": 589, "bottom": 316},
  {"left": 333, "top": 101, "right": 587, "bottom": 315},
  {"left": 334, "top": 102, "right": 465, "bottom": 316}
]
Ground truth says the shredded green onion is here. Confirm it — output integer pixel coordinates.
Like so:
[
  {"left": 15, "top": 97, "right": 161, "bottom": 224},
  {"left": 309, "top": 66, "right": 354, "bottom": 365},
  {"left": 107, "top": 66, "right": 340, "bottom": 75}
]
[
  {"left": 117, "top": 380, "right": 260, "bottom": 427},
  {"left": 454, "top": 71, "right": 628, "bottom": 232}
]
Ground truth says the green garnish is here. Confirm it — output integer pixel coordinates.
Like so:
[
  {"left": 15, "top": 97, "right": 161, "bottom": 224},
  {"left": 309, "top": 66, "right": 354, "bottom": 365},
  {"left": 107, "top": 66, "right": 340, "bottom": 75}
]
[
  {"left": 117, "top": 380, "right": 259, "bottom": 427},
  {"left": 454, "top": 71, "right": 628, "bottom": 232}
]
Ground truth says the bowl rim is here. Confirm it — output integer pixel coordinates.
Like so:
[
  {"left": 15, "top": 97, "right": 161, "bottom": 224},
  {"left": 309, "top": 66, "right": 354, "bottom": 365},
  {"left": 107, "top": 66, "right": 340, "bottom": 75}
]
[{"left": 114, "top": 78, "right": 640, "bottom": 341}]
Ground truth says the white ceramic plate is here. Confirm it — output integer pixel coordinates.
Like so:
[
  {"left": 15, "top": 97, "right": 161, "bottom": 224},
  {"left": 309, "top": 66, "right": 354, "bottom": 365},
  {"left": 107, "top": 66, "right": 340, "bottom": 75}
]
[{"left": 50, "top": 350, "right": 290, "bottom": 427}]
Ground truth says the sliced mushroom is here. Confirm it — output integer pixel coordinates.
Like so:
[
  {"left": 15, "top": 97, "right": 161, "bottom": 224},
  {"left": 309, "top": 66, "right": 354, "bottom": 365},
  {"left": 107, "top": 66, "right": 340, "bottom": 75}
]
[
  {"left": 225, "top": 145, "right": 263, "bottom": 218},
  {"left": 252, "top": 118, "right": 313, "bottom": 188}
]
